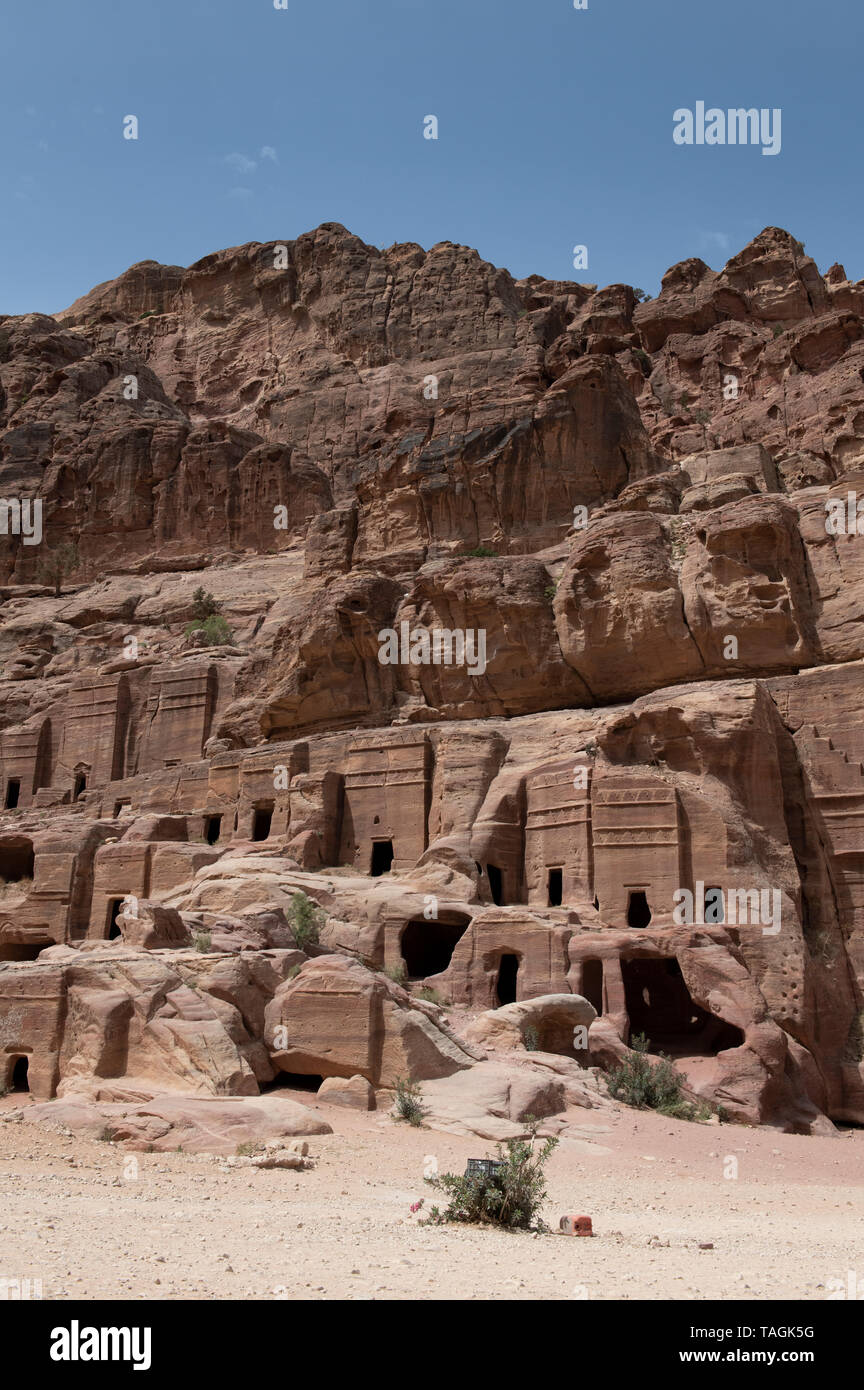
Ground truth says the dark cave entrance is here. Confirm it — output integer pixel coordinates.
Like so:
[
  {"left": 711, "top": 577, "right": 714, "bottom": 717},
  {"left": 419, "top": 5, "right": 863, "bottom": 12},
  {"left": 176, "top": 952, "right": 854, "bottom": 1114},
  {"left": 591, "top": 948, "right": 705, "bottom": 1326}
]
[
  {"left": 370, "top": 840, "right": 394, "bottom": 877},
  {"left": 10, "top": 1056, "right": 29, "bottom": 1092},
  {"left": 205, "top": 815, "right": 222, "bottom": 846},
  {"left": 4, "top": 779, "right": 20, "bottom": 810},
  {"left": 627, "top": 890, "right": 652, "bottom": 929},
  {"left": 252, "top": 805, "right": 273, "bottom": 842},
  {"left": 547, "top": 868, "right": 563, "bottom": 907},
  {"left": 496, "top": 953, "right": 519, "bottom": 1005},
  {"left": 265, "top": 1072, "right": 323, "bottom": 1093},
  {"left": 581, "top": 958, "right": 604, "bottom": 1014},
  {"left": 0, "top": 841, "right": 34, "bottom": 882},
  {"left": 73, "top": 772, "right": 87, "bottom": 802},
  {"left": 0, "top": 944, "right": 45, "bottom": 962},
  {"left": 401, "top": 918, "right": 468, "bottom": 979},
  {"left": 487, "top": 864, "right": 503, "bottom": 905},
  {"left": 106, "top": 898, "right": 124, "bottom": 940},
  {"left": 622, "top": 956, "right": 744, "bottom": 1056}
]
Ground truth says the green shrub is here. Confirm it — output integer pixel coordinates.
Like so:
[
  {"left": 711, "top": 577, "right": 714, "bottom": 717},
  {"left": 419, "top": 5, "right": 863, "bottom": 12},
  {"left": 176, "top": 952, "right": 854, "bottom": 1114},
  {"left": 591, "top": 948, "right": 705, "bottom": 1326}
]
[
  {"left": 236, "top": 1141, "right": 263, "bottom": 1157},
  {"left": 184, "top": 613, "right": 233, "bottom": 646},
  {"left": 522, "top": 1025, "right": 540, "bottom": 1052},
  {"left": 384, "top": 962, "right": 408, "bottom": 985},
  {"left": 286, "top": 891, "right": 326, "bottom": 951},
  {"left": 190, "top": 586, "right": 221, "bottom": 620},
  {"left": 37, "top": 541, "right": 79, "bottom": 598},
  {"left": 192, "top": 929, "right": 212, "bottom": 953},
  {"left": 424, "top": 1121, "right": 558, "bottom": 1231},
  {"left": 772, "top": 324, "right": 784, "bottom": 339},
  {"left": 287, "top": 963, "right": 302, "bottom": 980},
  {"left": 544, "top": 584, "right": 557, "bottom": 601},
  {"left": 184, "top": 588, "right": 233, "bottom": 646},
  {"left": 467, "top": 546, "right": 498, "bottom": 558},
  {"left": 394, "top": 1076, "right": 426, "bottom": 1127},
  {"left": 606, "top": 1032, "right": 710, "bottom": 1121},
  {"left": 418, "top": 986, "right": 443, "bottom": 1005}
]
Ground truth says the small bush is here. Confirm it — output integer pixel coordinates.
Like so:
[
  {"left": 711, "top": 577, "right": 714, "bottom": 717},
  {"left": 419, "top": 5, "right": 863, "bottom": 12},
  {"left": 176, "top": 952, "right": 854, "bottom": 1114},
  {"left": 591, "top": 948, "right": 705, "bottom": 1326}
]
[
  {"left": 634, "top": 347, "right": 652, "bottom": 371},
  {"left": 37, "top": 541, "right": 79, "bottom": 597},
  {"left": 184, "top": 589, "right": 233, "bottom": 646},
  {"left": 606, "top": 1032, "right": 709, "bottom": 1121},
  {"left": 522, "top": 1025, "right": 540, "bottom": 1052},
  {"left": 185, "top": 613, "right": 233, "bottom": 646},
  {"left": 384, "top": 962, "right": 408, "bottom": 985},
  {"left": 286, "top": 891, "right": 326, "bottom": 951},
  {"left": 424, "top": 1121, "right": 558, "bottom": 1231},
  {"left": 190, "top": 586, "right": 221, "bottom": 621},
  {"left": 192, "top": 929, "right": 212, "bottom": 953},
  {"left": 236, "top": 1141, "right": 264, "bottom": 1157},
  {"left": 633, "top": 288, "right": 652, "bottom": 303},
  {"left": 467, "top": 546, "right": 498, "bottom": 558},
  {"left": 772, "top": 324, "right": 785, "bottom": 339},
  {"left": 286, "top": 963, "right": 302, "bottom": 980},
  {"left": 418, "top": 986, "right": 443, "bottom": 1005},
  {"left": 394, "top": 1076, "right": 426, "bottom": 1127},
  {"left": 544, "top": 584, "right": 557, "bottom": 601}
]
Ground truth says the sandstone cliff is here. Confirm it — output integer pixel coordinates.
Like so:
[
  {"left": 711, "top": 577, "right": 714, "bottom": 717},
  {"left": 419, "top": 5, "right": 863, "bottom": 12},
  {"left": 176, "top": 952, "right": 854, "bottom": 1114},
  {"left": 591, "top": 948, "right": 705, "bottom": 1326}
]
[{"left": 2, "top": 223, "right": 864, "bottom": 1135}]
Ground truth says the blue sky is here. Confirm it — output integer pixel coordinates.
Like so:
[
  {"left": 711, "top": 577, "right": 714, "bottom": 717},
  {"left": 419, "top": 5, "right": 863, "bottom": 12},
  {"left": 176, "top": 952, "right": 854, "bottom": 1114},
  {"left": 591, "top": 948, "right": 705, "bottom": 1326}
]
[{"left": 2, "top": 0, "right": 862, "bottom": 315}]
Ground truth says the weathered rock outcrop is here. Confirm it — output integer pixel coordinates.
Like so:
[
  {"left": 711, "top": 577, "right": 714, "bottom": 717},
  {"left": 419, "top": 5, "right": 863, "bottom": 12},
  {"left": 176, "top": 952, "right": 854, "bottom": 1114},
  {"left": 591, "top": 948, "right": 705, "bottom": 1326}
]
[{"left": 2, "top": 223, "right": 864, "bottom": 1136}]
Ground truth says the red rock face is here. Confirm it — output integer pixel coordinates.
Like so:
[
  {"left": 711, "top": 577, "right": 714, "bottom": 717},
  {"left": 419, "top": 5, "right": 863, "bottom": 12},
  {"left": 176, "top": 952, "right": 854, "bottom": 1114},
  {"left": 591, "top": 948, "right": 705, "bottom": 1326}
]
[{"left": 2, "top": 221, "right": 864, "bottom": 1133}]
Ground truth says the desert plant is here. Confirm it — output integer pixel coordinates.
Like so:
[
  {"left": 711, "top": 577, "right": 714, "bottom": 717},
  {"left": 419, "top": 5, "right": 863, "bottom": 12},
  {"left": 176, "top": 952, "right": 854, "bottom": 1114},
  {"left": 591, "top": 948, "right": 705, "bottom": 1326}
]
[
  {"left": 418, "top": 986, "right": 443, "bottom": 1005},
  {"left": 384, "top": 961, "right": 408, "bottom": 985},
  {"left": 184, "top": 588, "right": 233, "bottom": 646},
  {"left": 37, "top": 541, "right": 79, "bottom": 597},
  {"left": 424, "top": 1121, "right": 558, "bottom": 1231},
  {"left": 772, "top": 324, "right": 785, "bottom": 339},
  {"left": 633, "top": 288, "right": 652, "bottom": 303},
  {"left": 190, "top": 587, "right": 221, "bottom": 620},
  {"left": 522, "top": 1024, "right": 540, "bottom": 1052},
  {"left": 192, "top": 929, "right": 212, "bottom": 953},
  {"left": 286, "top": 891, "right": 326, "bottom": 951},
  {"left": 184, "top": 613, "right": 233, "bottom": 646},
  {"left": 544, "top": 584, "right": 557, "bottom": 601},
  {"left": 467, "top": 546, "right": 498, "bottom": 558},
  {"left": 634, "top": 347, "right": 652, "bottom": 371},
  {"left": 394, "top": 1076, "right": 426, "bottom": 1127},
  {"left": 606, "top": 1032, "right": 710, "bottom": 1120},
  {"left": 286, "top": 963, "right": 302, "bottom": 980},
  {"left": 236, "top": 1141, "right": 264, "bottom": 1157}
]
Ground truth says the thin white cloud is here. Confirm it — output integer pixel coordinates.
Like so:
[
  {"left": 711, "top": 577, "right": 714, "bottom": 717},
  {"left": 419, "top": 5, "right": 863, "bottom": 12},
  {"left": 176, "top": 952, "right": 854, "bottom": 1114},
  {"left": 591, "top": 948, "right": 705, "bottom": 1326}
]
[
  {"left": 225, "top": 152, "right": 257, "bottom": 175},
  {"left": 260, "top": 145, "right": 278, "bottom": 163},
  {"left": 228, "top": 186, "right": 253, "bottom": 199},
  {"left": 700, "top": 231, "right": 731, "bottom": 253}
]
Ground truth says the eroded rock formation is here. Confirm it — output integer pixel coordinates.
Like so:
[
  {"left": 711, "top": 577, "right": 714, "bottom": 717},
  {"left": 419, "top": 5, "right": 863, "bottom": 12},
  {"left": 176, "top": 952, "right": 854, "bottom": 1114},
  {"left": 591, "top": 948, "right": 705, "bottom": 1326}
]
[{"left": 2, "top": 223, "right": 864, "bottom": 1136}]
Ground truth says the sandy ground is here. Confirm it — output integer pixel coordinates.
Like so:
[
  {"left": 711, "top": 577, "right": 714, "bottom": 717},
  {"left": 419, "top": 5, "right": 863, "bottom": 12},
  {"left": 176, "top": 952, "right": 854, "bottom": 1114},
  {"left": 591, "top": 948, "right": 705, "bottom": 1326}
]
[{"left": 2, "top": 1088, "right": 863, "bottom": 1302}]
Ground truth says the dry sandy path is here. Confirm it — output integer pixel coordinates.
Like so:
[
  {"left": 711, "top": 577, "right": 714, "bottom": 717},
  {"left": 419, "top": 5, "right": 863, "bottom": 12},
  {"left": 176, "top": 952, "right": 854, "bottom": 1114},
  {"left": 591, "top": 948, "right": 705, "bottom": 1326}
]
[{"left": 1, "top": 1091, "right": 862, "bottom": 1301}]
